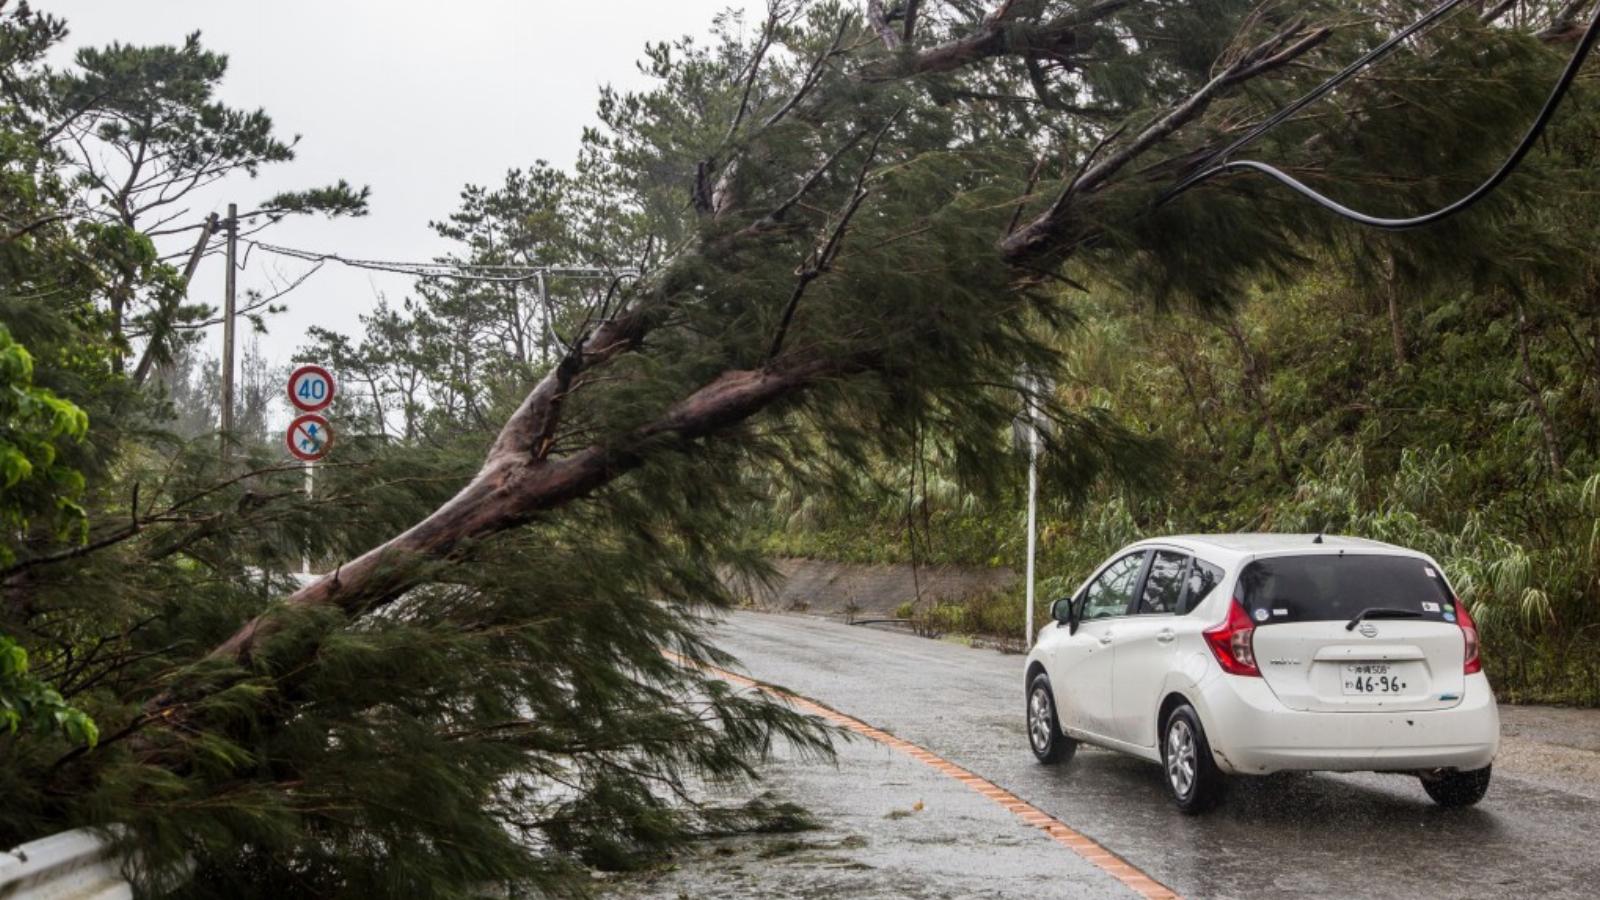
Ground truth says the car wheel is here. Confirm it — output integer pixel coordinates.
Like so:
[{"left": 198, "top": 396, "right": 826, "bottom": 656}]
[
  {"left": 1162, "top": 704, "right": 1224, "bottom": 813},
  {"left": 1026, "top": 673, "right": 1077, "bottom": 764},
  {"left": 1421, "top": 766, "right": 1491, "bottom": 807}
]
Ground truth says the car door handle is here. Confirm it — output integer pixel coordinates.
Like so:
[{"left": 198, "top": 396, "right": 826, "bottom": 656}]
[
  {"left": 1155, "top": 629, "right": 1176, "bottom": 644},
  {"left": 1098, "top": 632, "right": 1114, "bottom": 645}
]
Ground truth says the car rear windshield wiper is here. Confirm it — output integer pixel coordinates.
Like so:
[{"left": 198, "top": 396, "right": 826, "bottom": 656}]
[{"left": 1345, "top": 607, "right": 1425, "bottom": 630}]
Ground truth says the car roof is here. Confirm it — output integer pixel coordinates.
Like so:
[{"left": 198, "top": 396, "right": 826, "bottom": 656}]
[{"left": 1130, "top": 533, "right": 1421, "bottom": 565}]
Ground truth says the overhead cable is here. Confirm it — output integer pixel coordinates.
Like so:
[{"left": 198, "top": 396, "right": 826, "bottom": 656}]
[{"left": 247, "top": 240, "right": 638, "bottom": 284}]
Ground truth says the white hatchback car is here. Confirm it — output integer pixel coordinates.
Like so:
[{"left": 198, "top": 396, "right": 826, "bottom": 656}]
[{"left": 1024, "top": 534, "right": 1500, "bottom": 812}]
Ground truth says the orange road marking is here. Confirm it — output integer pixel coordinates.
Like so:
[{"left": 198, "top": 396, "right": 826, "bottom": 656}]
[{"left": 665, "top": 651, "right": 1181, "bottom": 900}]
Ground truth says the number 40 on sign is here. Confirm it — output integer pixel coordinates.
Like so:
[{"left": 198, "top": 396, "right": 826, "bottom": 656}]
[{"left": 288, "top": 364, "right": 334, "bottom": 412}]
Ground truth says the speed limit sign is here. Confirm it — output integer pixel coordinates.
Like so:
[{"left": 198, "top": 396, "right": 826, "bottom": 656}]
[{"left": 288, "top": 364, "right": 335, "bottom": 412}]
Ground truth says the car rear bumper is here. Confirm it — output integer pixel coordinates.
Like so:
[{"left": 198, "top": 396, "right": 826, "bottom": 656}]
[{"left": 1197, "top": 672, "right": 1500, "bottom": 775}]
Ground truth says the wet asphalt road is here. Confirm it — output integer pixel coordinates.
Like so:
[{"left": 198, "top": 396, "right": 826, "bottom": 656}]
[{"left": 712, "top": 611, "right": 1600, "bottom": 899}]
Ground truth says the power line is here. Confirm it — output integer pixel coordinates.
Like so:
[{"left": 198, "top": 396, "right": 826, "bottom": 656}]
[
  {"left": 1168, "top": 1, "right": 1600, "bottom": 229},
  {"left": 246, "top": 240, "right": 638, "bottom": 284}
]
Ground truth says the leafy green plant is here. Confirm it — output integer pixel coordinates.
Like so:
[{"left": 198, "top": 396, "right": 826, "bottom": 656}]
[
  {"left": 0, "top": 324, "right": 89, "bottom": 560},
  {"left": 0, "top": 634, "right": 96, "bottom": 747}
]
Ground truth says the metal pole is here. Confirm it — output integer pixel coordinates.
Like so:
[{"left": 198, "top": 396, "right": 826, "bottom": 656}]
[
  {"left": 220, "top": 203, "right": 238, "bottom": 462},
  {"left": 1025, "top": 377, "right": 1039, "bottom": 648},
  {"left": 302, "top": 461, "right": 314, "bottom": 576},
  {"left": 536, "top": 270, "right": 550, "bottom": 363}
]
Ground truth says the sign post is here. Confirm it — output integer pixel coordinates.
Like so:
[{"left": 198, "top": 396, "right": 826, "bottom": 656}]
[
  {"left": 1013, "top": 372, "right": 1054, "bottom": 649},
  {"left": 304, "top": 456, "right": 314, "bottom": 575},
  {"left": 287, "top": 366, "right": 336, "bottom": 575}
]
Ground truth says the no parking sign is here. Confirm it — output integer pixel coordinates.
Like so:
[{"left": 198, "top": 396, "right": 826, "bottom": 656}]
[
  {"left": 288, "top": 364, "right": 335, "bottom": 412},
  {"left": 286, "top": 413, "right": 333, "bottom": 461}
]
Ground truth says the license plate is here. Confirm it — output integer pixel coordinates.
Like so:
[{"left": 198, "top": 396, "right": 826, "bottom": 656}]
[{"left": 1342, "top": 662, "right": 1407, "bottom": 695}]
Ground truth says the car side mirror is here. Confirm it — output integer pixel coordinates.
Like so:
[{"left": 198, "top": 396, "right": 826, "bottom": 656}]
[{"left": 1050, "top": 596, "right": 1079, "bottom": 634}]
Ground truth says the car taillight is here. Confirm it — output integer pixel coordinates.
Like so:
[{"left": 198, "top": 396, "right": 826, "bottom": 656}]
[
  {"left": 1455, "top": 596, "right": 1481, "bottom": 674},
  {"left": 1204, "top": 597, "right": 1260, "bottom": 677}
]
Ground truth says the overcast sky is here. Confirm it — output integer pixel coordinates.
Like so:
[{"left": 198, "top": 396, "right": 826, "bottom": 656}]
[{"left": 44, "top": 0, "right": 762, "bottom": 368}]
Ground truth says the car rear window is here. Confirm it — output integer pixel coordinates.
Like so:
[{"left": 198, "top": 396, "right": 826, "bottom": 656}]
[{"left": 1236, "top": 554, "right": 1455, "bottom": 625}]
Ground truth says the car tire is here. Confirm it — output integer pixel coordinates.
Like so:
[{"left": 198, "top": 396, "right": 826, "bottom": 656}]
[
  {"left": 1026, "top": 673, "right": 1077, "bottom": 764},
  {"left": 1162, "top": 704, "right": 1225, "bottom": 813},
  {"left": 1421, "top": 766, "right": 1492, "bottom": 807}
]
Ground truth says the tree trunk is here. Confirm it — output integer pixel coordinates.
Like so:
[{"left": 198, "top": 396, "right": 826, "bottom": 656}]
[{"left": 145, "top": 348, "right": 849, "bottom": 719}]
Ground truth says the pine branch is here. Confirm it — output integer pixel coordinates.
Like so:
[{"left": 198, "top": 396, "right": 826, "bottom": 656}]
[
  {"left": 768, "top": 109, "right": 899, "bottom": 360},
  {"left": 999, "top": 19, "right": 1332, "bottom": 265},
  {"left": 761, "top": 16, "right": 852, "bottom": 132},
  {"left": 867, "top": 0, "right": 1129, "bottom": 79},
  {"left": 724, "top": 2, "right": 783, "bottom": 144},
  {"left": 747, "top": 127, "right": 871, "bottom": 233}
]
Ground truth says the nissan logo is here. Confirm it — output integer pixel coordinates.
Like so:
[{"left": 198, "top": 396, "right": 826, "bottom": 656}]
[{"left": 1358, "top": 622, "right": 1379, "bottom": 639}]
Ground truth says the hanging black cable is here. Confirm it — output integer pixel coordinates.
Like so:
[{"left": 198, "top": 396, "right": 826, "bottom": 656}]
[{"left": 1167, "top": 4, "right": 1600, "bottom": 230}]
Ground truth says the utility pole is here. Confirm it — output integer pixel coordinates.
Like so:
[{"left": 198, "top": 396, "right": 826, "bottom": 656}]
[
  {"left": 220, "top": 203, "right": 237, "bottom": 463},
  {"left": 1024, "top": 374, "right": 1039, "bottom": 648}
]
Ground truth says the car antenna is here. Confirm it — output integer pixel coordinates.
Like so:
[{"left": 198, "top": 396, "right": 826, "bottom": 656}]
[{"left": 1312, "top": 530, "right": 1324, "bottom": 544}]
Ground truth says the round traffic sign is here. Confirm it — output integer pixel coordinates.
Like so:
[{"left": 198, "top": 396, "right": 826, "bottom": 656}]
[
  {"left": 286, "top": 413, "right": 334, "bottom": 461},
  {"left": 288, "top": 364, "right": 335, "bottom": 412}
]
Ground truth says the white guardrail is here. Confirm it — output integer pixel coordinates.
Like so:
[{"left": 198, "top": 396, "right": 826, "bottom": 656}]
[{"left": 0, "top": 828, "right": 132, "bottom": 900}]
